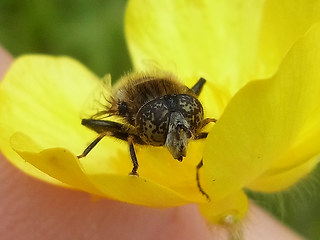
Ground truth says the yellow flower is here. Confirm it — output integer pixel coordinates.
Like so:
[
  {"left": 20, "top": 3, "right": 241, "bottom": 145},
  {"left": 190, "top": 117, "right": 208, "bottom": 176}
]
[{"left": 1, "top": 0, "right": 320, "bottom": 224}]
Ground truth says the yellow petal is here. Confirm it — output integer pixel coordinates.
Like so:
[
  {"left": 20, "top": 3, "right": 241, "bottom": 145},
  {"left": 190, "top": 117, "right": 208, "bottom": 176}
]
[
  {"left": 247, "top": 155, "right": 319, "bottom": 192},
  {"left": 126, "top": 0, "right": 320, "bottom": 103},
  {"left": 203, "top": 24, "right": 320, "bottom": 199},
  {"left": 254, "top": 0, "right": 320, "bottom": 79},
  {"left": 84, "top": 139, "right": 209, "bottom": 204},
  {"left": 11, "top": 132, "right": 101, "bottom": 194},
  {"left": 11, "top": 132, "right": 201, "bottom": 207},
  {"left": 125, "top": 0, "right": 265, "bottom": 96},
  {"left": 88, "top": 174, "right": 195, "bottom": 207},
  {"left": 199, "top": 190, "right": 248, "bottom": 224},
  {"left": 0, "top": 55, "right": 125, "bottom": 183}
]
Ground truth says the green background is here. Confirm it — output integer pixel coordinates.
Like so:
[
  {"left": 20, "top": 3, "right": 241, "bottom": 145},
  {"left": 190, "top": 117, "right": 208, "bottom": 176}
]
[
  {"left": 1, "top": 1, "right": 320, "bottom": 239},
  {"left": 0, "top": 0, "right": 131, "bottom": 79}
]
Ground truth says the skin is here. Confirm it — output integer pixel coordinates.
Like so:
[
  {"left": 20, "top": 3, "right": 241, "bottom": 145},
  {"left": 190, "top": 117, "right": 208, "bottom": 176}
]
[{"left": 0, "top": 48, "right": 303, "bottom": 240}]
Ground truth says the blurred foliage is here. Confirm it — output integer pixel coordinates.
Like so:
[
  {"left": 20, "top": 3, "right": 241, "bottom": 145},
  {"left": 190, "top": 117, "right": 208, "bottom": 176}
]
[
  {"left": 247, "top": 164, "right": 320, "bottom": 240},
  {"left": 1, "top": 0, "right": 320, "bottom": 239},
  {"left": 0, "top": 0, "right": 131, "bottom": 80}
]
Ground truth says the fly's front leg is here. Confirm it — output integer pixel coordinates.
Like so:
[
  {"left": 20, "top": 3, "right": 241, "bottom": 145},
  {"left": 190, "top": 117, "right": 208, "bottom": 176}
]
[
  {"left": 196, "top": 159, "right": 210, "bottom": 201},
  {"left": 79, "top": 119, "right": 144, "bottom": 176},
  {"left": 194, "top": 132, "right": 208, "bottom": 140},
  {"left": 194, "top": 118, "right": 216, "bottom": 199},
  {"left": 194, "top": 118, "right": 217, "bottom": 140},
  {"left": 78, "top": 119, "right": 129, "bottom": 159},
  {"left": 201, "top": 118, "right": 217, "bottom": 128},
  {"left": 77, "top": 133, "right": 108, "bottom": 158},
  {"left": 128, "top": 135, "right": 139, "bottom": 176}
]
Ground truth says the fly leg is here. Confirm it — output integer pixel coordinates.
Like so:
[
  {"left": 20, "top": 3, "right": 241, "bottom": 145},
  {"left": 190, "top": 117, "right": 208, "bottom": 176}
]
[
  {"left": 201, "top": 118, "right": 217, "bottom": 127},
  {"left": 196, "top": 159, "right": 210, "bottom": 201},
  {"left": 191, "top": 77, "right": 206, "bottom": 96},
  {"left": 128, "top": 135, "right": 139, "bottom": 176},
  {"left": 77, "top": 133, "right": 108, "bottom": 158},
  {"left": 79, "top": 119, "right": 144, "bottom": 176}
]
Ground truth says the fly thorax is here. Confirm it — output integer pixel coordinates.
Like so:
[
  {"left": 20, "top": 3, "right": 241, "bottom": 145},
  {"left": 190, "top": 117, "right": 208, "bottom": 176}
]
[{"left": 165, "top": 111, "right": 192, "bottom": 161}]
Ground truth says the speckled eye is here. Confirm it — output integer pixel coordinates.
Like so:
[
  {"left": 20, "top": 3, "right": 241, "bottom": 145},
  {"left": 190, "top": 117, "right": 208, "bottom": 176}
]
[
  {"left": 135, "top": 99, "right": 170, "bottom": 145},
  {"left": 174, "top": 95, "right": 204, "bottom": 132}
]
